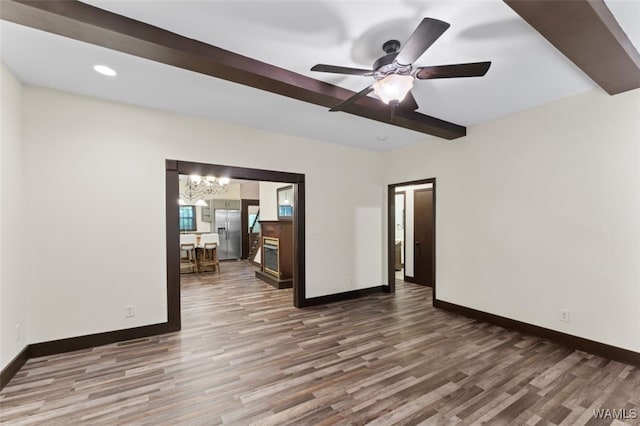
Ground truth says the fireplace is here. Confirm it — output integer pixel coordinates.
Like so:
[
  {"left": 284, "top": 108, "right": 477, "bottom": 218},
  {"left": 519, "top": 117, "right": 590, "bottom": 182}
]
[
  {"left": 256, "top": 221, "right": 292, "bottom": 289},
  {"left": 263, "top": 237, "right": 279, "bottom": 277}
]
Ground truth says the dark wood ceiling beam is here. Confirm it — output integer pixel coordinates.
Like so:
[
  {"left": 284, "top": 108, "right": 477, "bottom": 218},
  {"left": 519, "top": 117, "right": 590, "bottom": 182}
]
[
  {"left": 504, "top": 0, "right": 640, "bottom": 95},
  {"left": 0, "top": 0, "right": 466, "bottom": 140}
]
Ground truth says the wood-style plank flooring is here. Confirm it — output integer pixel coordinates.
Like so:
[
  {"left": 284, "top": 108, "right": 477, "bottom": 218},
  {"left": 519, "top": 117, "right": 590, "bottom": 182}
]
[{"left": 1, "top": 261, "right": 639, "bottom": 425}]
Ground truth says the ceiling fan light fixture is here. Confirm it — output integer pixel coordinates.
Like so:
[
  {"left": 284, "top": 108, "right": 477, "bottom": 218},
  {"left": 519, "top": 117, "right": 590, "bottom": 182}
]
[{"left": 373, "top": 74, "right": 414, "bottom": 105}]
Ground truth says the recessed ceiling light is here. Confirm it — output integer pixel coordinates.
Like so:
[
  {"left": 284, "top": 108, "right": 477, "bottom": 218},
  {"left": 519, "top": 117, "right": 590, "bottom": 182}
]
[{"left": 93, "top": 65, "right": 117, "bottom": 77}]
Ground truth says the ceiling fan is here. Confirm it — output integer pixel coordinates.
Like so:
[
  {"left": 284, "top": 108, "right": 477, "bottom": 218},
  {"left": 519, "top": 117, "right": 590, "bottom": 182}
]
[{"left": 311, "top": 18, "right": 491, "bottom": 114}]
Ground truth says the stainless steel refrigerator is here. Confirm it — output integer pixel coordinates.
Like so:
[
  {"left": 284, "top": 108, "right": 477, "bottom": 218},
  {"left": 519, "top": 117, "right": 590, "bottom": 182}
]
[{"left": 214, "top": 208, "right": 241, "bottom": 260}]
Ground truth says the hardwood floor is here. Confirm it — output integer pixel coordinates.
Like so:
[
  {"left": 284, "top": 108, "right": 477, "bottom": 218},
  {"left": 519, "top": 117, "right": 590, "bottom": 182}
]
[{"left": 1, "top": 261, "right": 638, "bottom": 425}]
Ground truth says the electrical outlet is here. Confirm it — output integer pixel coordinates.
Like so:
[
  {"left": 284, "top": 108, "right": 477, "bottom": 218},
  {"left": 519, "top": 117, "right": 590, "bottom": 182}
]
[
  {"left": 125, "top": 305, "right": 135, "bottom": 318},
  {"left": 559, "top": 309, "right": 570, "bottom": 323}
]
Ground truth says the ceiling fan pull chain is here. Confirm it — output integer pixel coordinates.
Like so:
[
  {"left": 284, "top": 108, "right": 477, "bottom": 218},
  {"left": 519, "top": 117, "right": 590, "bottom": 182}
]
[{"left": 389, "top": 97, "right": 404, "bottom": 123}]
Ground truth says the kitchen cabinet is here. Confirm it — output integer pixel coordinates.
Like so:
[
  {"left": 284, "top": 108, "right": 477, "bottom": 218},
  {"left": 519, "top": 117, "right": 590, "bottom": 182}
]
[
  {"left": 201, "top": 206, "right": 211, "bottom": 222},
  {"left": 211, "top": 199, "right": 240, "bottom": 209}
]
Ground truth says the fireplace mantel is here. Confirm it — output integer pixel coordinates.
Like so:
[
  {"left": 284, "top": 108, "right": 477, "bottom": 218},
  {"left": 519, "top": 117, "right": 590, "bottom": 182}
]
[{"left": 255, "top": 220, "right": 293, "bottom": 289}]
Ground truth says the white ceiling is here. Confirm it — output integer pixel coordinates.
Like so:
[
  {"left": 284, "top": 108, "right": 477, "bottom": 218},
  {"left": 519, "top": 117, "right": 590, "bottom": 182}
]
[{"left": 1, "top": 0, "right": 638, "bottom": 151}]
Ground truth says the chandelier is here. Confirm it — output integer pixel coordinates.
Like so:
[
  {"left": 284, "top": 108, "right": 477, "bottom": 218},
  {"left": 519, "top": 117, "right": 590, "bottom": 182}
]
[{"left": 180, "top": 175, "right": 230, "bottom": 206}]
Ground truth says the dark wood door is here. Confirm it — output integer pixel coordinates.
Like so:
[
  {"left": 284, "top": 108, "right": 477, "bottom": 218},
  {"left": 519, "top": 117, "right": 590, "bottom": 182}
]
[{"left": 414, "top": 188, "right": 434, "bottom": 287}]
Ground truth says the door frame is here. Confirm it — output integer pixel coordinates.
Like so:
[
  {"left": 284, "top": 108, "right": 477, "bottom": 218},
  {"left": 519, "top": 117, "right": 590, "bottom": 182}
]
[
  {"left": 387, "top": 178, "right": 436, "bottom": 302},
  {"left": 167, "top": 160, "right": 306, "bottom": 332}
]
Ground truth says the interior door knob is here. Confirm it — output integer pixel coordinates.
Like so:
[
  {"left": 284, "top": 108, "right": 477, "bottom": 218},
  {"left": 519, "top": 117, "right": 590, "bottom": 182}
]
[{"left": 415, "top": 241, "right": 420, "bottom": 245}]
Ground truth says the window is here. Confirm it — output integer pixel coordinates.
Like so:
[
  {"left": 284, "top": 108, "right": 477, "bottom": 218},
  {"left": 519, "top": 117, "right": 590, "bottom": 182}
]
[
  {"left": 179, "top": 206, "right": 196, "bottom": 231},
  {"left": 278, "top": 205, "right": 293, "bottom": 218},
  {"left": 277, "top": 185, "right": 294, "bottom": 220}
]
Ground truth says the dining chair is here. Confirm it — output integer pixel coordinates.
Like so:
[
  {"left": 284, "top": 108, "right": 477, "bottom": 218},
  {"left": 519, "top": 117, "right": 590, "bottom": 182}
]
[
  {"left": 180, "top": 234, "right": 198, "bottom": 273},
  {"left": 198, "top": 233, "right": 220, "bottom": 273}
]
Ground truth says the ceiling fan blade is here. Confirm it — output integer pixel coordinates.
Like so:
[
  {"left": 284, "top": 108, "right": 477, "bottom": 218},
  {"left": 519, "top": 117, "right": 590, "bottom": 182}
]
[
  {"left": 398, "top": 91, "right": 419, "bottom": 111},
  {"left": 395, "top": 18, "right": 450, "bottom": 66},
  {"left": 311, "top": 64, "right": 374, "bottom": 76},
  {"left": 415, "top": 61, "right": 492, "bottom": 79},
  {"left": 329, "top": 85, "right": 374, "bottom": 112}
]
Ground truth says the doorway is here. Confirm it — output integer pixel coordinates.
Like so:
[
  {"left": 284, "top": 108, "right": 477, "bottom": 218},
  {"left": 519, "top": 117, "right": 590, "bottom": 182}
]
[
  {"left": 387, "top": 178, "right": 436, "bottom": 298},
  {"left": 241, "top": 199, "right": 260, "bottom": 259},
  {"left": 394, "top": 191, "right": 406, "bottom": 280},
  {"left": 166, "top": 160, "right": 306, "bottom": 331},
  {"left": 413, "top": 188, "right": 434, "bottom": 287}
]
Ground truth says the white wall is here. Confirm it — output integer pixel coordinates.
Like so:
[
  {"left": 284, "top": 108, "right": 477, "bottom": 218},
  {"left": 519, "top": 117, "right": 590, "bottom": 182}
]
[
  {"left": 195, "top": 207, "right": 211, "bottom": 233},
  {"left": 259, "top": 181, "right": 289, "bottom": 221},
  {"left": 395, "top": 184, "right": 432, "bottom": 277},
  {"left": 394, "top": 193, "right": 404, "bottom": 242},
  {"left": 385, "top": 88, "right": 640, "bottom": 352},
  {"left": 240, "top": 181, "right": 259, "bottom": 200},
  {"left": 0, "top": 63, "right": 27, "bottom": 370},
  {"left": 22, "top": 86, "right": 385, "bottom": 343}
]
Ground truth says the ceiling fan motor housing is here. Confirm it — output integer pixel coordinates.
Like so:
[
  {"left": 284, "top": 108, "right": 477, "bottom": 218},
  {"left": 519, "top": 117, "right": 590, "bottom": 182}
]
[
  {"left": 373, "top": 40, "right": 413, "bottom": 80},
  {"left": 373, "top": 56, "right": 412, "bottom": 81},
  {"left": 382, "top": 39, "right": 401, "bottom": 53}
]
